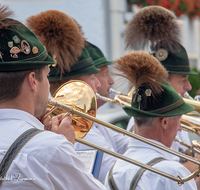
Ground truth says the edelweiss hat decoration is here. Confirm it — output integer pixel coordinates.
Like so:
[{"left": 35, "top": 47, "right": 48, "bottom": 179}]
[
  {"left": 85, "top": 42, "right": 113, "bottom": 68},
  {"left": 125, "top": 5, "right": 197, "bottom": 75},
  {"left": 115, "top": 52, "right": 194, "bottom": 117},
  {"left": 26, "top": 10, "right": 99, "bottom": 82},
  {"left": 0, "top": 5, "right": 55, "bottom": 71}
]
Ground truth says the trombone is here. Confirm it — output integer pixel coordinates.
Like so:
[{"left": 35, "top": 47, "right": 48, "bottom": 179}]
[{"left": 47, "top": 80, "right": 200, "bottom": 185}]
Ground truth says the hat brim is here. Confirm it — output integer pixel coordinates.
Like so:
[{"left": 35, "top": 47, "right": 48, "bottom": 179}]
[
  {"left": 0, "top": 55, "right": 55, "bottom": 71},
  {"left": 48, "top": 65, "right": 100, "bottom": 82},
  {"left": 95, "top": 61, "right": 113, "bottom": 68},
  {"left": 123, "top": 102, "right": 194, "bottom": 118},
  {"left": 169, "top": 70, "right": 198, "bottom": 76}
]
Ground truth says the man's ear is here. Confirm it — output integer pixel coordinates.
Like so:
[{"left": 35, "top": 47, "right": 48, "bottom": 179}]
[
  {"left": 160, "top": 117, "right": 168, "bottom": 130},
  {"left": 26, "top": 72, "right": 37, "bottom": 91}
]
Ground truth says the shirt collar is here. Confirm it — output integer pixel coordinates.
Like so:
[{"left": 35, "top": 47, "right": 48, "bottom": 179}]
[
  {"left": 129, "top": 138, "right": 174, "bottom": 161},
  {"left": 0, "top": 109, "right": 44, "bottom": 130}
]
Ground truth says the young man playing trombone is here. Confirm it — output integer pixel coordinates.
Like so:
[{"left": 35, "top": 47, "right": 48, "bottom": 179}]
[
  {"left": 0, "top": 5, "right": 107, "bottom": 190},
  {"left": 104, "top": 51, "right": 198, "bottom": 190},
  {"left": 26, "top": 9, "right": 130, "bottom": 184}
]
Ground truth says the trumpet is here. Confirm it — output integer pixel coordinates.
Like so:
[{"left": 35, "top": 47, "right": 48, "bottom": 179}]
[{"left": 46, "top": 80, "right": 200, "bottom": 185}]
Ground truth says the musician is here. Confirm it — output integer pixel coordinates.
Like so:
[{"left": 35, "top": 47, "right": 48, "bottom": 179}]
[
  {"left": 104, "top": 51, "right": 197, "bottom": 190},
  {"left": 26, "top": 10, "right": 129, "bottom": 183},
  {"left": 0, "top": 5, "right": 107, "bottom": 190},
  {"left": 125, "top": 6, "right": 198, "bottom": 166},
  {"left": 85, "top": 42, "right": 115, "bottom": 108}
]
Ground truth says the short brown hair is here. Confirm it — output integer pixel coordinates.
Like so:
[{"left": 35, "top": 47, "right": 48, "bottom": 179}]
[{"left": 0, "top": 67, "right": 44, "bottom": 103}]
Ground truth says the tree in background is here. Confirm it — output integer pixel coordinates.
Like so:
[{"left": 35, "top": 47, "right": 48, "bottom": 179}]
[{"left": 188, "top": 68, "right": 200, "bottom": 97}]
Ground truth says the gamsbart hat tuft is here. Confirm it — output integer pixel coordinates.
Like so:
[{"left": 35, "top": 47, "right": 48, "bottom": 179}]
[
  {"left": 125, "top": 5, "right": 197, "bottom": 76},
  {"left": 0, "top": 4, "right": 55, "bottom": 72},
  {"left": 115, "top": 51, "right": 194, "bottom": 117},
  {"left": 26, "top": 10, "right": 100, "bottom": 82}
]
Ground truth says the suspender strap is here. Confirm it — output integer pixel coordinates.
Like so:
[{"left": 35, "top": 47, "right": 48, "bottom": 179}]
[
  {"left": 108, "top": 162, "right": 119, "bottom": 190},
  {"left": 108, "top": 157, "right": 166, "bottom": 190},
  {"left": 0, "top": 128, "right": 44, "bottom": 187},
  {"left": 130, "top": 157, "right": 166, "bottom": 190}
]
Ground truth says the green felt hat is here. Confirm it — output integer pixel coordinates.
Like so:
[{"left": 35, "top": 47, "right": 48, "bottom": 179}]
[
  {"left": 85, "top": 42, "right": 113, "bottom": 68},
  {"left": 0, "top": 10, "right": 54, "bottom": 71},
  {"left": 123, "top": 82, "right": 194, "bottom": 118},
  {"left": 114, "top": 51, "right": 194, "bottom": 118},
  {"left": 48, "top": 47, "right": 100, "bottom": 82},
  {"left": 152, "top": 43, "right": 198, "bottom": 76},
  {"left": 124, "top": 6, "right": 197, "bottom": 76}
]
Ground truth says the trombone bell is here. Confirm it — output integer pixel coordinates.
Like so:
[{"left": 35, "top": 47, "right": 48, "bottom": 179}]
[{"left": 47, "top": 80, "right": 97, "bottom": 139}]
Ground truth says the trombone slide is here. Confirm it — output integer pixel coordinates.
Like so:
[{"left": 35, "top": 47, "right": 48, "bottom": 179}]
[
  {"left": 76, "top": 137, "right": 200, "bottom": 185},
  {"left": 49, "top": 99, "right": 200, "bottom": 165},
  {"left": 49, "top": 99, "right": 200, "bottom": 185}
]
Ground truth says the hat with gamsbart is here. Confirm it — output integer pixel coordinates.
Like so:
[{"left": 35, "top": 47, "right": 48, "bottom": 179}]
[
  {"left": 48, "top": 48, "right": 100, "bottom": 82},
  {"left": 0, "top": 5, "right": 55, "bottom": 72},
  {"left": 26, "top": 10, "right": 100, "bottom": 82},
  {"left": 115, "top": 52, "right": 194, "bottom": 118},
  {"left": 124, "top": 5, "right": 197, "bottom": 76},
  {"left": 85, "top": 42, "right": 113, "bottom": 68},
  {"left": 151, "top": 43, "right": 198, "bottom": 75}
]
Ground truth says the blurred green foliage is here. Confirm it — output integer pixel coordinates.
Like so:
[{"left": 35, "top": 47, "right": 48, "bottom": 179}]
[{"left": 188, "top": 68, "right": 200, "bottom": 98}]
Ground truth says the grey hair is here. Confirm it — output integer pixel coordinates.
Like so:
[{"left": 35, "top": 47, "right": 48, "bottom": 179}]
[{"left": 134, "top": 117, "right": 158, "bottom": 128}]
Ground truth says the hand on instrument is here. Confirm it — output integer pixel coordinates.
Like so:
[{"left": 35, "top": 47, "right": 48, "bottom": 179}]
[
  {"left": 51, "top": 113, "right": 75, "bottom": 144},
  {"left": 37, "top": 109, "right": 52, "bottom": 130}
]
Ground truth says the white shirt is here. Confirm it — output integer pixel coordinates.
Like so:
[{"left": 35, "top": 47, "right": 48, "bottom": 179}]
[
  {"left": 104, "top": 138, "right": 197, "bottom": 190},
  {"left": 74, "top": 122, "right": 130, "bottom": 183},
  {"left": 0, "top": 109, "right": 107, "bottom": 190},
  {"left": 127, "top": 116, "right": 191, "bottom": 161}
]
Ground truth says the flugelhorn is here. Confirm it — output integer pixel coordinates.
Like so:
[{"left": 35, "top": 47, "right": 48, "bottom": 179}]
[{"left": 46, "top": 80, "right": 200, "bottom": 185}]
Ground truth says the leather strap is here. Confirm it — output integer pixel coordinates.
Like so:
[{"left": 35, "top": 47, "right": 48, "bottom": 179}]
[
  {"left": 130, "top": 157, "right": 166, "bottom": 190},
  {"left": 108, "top": 157, "right": 166, "bottom": 190},
  {"left": 108, "top": 162, "right": 119, "bottom": 190},
  {"left": 0, "top": 128, "right": 44, "bottom": 187}
]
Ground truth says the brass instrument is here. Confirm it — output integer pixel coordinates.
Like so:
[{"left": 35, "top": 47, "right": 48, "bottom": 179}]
[
  {"left": 108, "top": 88, "right": 200, "bottom": 135},
  {"left": 97, "top": 91, "right": 200, "bottom": 155},
  {"left": 182, "top": 98, "right": 200, "bottom": 113},
  {"left": 174, "top": 137, "right": 200, "bottom": 154},
  {"left": 46, "top": 80, "right": 97, "bottom": 139},
  {"left": 46, "top": 80, "right": 200, "bottom": 185},
  {"left": 96, "top": 93, "right": 131, "bottom": 107},
  {"left": 108, "top": 88, "right": 200, "bottom": 114},
  {"left": 181, "top": 115, "right": 200, "bottom": 137}
]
